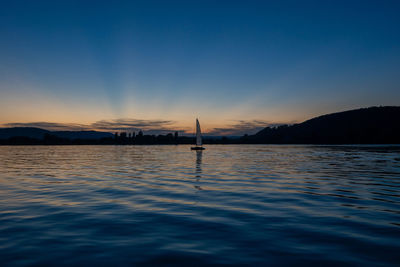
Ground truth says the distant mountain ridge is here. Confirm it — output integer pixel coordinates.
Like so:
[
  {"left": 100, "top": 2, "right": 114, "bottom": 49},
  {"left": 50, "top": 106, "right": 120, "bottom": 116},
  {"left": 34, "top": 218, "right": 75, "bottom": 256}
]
[
  {"left": 0, "top": 127, "right": 50, "bottom": 140},
  {"left": 51, "top": 131, "right": 114, "bottom": 140},
  {"left": 249, "top": 106, "right": 400, "bottom": 144},
  {"left": 0, "top": 127, "right": 113, "bottom": 140},
  {"left": 1, "top": 106, "right": 399, "bottom": 144}
]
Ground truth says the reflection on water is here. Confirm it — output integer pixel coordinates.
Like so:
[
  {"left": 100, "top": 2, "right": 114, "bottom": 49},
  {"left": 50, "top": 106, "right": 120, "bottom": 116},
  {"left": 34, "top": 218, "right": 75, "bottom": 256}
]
[
  {"left": 0, "top": 145, "right": 399, "bottom": 265},
  {"left": 194, "top": 151, "right": 202, "bottom": 190}
]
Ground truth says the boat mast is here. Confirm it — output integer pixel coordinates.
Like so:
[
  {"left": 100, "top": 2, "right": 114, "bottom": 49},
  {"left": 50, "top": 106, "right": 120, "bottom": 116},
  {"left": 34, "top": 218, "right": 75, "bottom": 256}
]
[{"left": 196, "top": 118, "right": 202, "bottom": 147}]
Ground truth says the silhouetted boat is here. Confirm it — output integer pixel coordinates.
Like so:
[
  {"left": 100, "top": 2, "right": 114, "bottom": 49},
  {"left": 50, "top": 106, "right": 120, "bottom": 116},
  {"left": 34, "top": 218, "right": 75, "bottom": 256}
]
[{"left": 191, "top": 119, "right": 205, "bottom": 150}]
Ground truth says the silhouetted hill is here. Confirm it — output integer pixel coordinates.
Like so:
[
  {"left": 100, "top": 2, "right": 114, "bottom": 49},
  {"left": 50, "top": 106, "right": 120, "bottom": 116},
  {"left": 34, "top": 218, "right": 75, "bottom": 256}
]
[
  {"left": 1, "top": 107, "right": 399, "bottom": 145},
  {"left": 0, "top": 127, "right": 113, "bottom": 140},
  {"left": 0, "top": 127, "right": 50, "bottom": 139},
  {"left": 52, "top": 131, "right": 113, "bottom": 140},
  {"left": 249, "top": 106, "right": 400, "bottom": 144}
]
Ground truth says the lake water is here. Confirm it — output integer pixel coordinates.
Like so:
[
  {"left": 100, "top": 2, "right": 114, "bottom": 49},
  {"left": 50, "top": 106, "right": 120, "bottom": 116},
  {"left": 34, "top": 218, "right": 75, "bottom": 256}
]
[{"left": 0, "top": 145, "right": 399, "bottom": 266}]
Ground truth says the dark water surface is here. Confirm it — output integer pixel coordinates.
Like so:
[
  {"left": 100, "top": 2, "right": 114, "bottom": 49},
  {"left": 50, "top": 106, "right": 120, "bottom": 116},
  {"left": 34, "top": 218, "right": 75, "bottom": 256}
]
[{"left": 0, "top": 145, "right": 399, "bottom": 266}]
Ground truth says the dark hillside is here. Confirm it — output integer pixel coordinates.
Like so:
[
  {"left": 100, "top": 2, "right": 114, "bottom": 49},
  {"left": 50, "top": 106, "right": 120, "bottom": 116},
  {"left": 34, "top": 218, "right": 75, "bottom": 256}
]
[
  {"left": 52, "top": 131, "right": 113, "bottom": 140},
  {"left": 250, "top": 106, "right": 400, "bottom": 144},
  {"left": 0, "top": 127, "right": 50, "bottom": 139}
]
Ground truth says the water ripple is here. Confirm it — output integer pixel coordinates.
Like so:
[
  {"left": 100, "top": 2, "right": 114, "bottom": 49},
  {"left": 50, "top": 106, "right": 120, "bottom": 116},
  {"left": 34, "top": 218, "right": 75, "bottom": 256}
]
[{"left": 0, "top": 145, "right": 399, "bottom": 266}]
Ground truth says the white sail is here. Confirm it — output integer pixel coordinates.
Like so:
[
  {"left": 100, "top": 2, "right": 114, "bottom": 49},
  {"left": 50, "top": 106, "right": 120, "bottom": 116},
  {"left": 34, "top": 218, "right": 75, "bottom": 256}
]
[{"left": 196, "top": 118, "right": 202, "bottom": 146}]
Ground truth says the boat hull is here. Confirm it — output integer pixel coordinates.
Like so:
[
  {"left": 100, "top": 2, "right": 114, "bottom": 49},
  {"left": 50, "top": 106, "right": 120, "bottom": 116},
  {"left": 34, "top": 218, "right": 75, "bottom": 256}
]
[{"left": 191, "top": 146, "right": 205, "bottom": 150}]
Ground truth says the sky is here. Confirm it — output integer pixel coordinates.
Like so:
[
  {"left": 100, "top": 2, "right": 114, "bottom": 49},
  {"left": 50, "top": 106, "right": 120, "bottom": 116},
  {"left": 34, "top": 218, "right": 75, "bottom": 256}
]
[{"left": 1, "top": 0, "right": 399, "bottom": 135}]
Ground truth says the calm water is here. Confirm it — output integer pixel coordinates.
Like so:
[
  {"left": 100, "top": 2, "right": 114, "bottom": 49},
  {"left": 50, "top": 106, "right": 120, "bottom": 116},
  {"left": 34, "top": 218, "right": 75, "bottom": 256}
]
[{"left": 0, "top": 145, "right": 399, "bottom": 266}]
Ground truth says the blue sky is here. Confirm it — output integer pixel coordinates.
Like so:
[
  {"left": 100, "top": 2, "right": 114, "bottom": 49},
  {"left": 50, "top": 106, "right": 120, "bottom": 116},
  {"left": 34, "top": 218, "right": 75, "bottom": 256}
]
[{"left": 1, "top": 0, "right": 399, "bottom": 134}]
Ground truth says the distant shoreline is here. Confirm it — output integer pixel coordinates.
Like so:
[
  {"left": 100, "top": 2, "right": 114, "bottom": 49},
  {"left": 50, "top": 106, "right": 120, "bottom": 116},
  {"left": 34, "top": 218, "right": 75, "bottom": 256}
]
[
  {"left": 1, "top": 106, "right": 399, "bottom": 145},
  {"left": 1, "top": 143, "right": 400, "bottom": 146}
]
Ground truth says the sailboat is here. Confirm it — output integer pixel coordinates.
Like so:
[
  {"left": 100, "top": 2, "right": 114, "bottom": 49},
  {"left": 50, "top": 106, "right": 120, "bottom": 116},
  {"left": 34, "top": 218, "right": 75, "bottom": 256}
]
[{"left": 191, "top": 118, "right": 205, "bottom": 150}]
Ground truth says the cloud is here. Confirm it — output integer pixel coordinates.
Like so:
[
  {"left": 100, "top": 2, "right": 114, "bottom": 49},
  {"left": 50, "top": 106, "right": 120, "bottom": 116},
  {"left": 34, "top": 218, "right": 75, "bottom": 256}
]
[
  {"left": 1, "top": 119, "right": 285, "bottom": 136},
  {"left": 91, "top": 119, "right": 189, "bottom": 135},
  {"left": 207, "top": 120, "right": 282, "bottom": 136},
  {"left": 1, "top": 119, "right": 188, "bottom": 135},
  {"left": 91, "top": 119, "right": 175, "bottom": 131}
]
